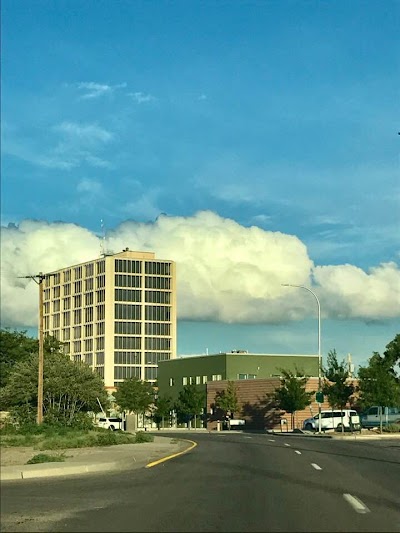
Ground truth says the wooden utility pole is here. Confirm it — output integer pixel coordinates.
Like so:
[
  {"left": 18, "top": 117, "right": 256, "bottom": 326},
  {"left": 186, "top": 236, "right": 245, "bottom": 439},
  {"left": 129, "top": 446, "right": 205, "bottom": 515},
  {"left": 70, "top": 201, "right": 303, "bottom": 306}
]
[{"left": 19, "top": 272, "right": 48, "bottom": 425}]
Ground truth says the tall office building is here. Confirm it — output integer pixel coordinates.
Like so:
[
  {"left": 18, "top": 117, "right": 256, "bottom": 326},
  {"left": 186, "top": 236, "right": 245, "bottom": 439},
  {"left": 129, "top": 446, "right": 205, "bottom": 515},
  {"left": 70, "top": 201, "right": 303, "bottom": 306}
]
[{"left": 43, "top": 249, "right": 177, "bottom": 390}]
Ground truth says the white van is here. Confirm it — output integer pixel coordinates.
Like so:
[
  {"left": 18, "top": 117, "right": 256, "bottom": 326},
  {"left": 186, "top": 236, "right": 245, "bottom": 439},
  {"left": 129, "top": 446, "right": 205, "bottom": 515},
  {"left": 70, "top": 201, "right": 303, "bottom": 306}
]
[{"left": 303, "top": 409, "right": 360, "bottom": 432}]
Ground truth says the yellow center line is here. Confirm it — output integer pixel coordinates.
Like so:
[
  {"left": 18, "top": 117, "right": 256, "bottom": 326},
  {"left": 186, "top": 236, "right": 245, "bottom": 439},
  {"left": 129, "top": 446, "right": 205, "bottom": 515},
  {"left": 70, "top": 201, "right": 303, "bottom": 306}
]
[{"left": 145, "top": 439, "right": 198, "bottom": 468}]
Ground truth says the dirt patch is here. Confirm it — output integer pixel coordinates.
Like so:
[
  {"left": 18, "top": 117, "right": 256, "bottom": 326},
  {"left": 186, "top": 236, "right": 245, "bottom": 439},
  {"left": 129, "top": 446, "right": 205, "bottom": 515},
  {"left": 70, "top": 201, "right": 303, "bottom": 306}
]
[{"left": 0, "top": 446, "right": 99, "bottom": 467}]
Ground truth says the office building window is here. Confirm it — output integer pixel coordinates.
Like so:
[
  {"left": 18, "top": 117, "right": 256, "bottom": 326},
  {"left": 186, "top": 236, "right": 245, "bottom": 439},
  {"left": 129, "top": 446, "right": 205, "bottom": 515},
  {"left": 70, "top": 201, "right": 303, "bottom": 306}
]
[
  {"left": 73, "top": 326, "right": 81, "bottom": 339},
  {"left": 114, "top": 366, "right": 141, "bottom": 379},
  {"left": 115, "top": 274, "right": 141, "bottom": 288},
  {"left": 114, "top": 322, "right": 141, "bottom": 335},
  {"left": 63, "top": 312, "right": 70, "bottom": 327},
  {"left": 74, "top": 281, "right": 82, "bottom": 294},
  {"left": 189, "top": 377, "right": 193, "bottom": 385},
  {"left": 85, "top": 353, "right": 93, "bottom": 366},
  {"left": 96, "top": 260, "right": 105, "bottom": 274},
  {"left": 202, "top": 376, "right": 208, "bottom": 384},
  {"left": 96, "top": 337, "right": 105, "bottom": 350},
  {"left": 144, "top": 306, "right": 171, "bottom": 322},
  {"left": 238, "top": 373, "right": 257, "bottom": 380},
  {"left": 115, "top": 304, "right": 141, "bottom": 320},
  {"left": 196, "top": 376, "right": 201, "bottom": 385},
  {"left": 97, "top": 322, "right": 105, "bottom": 336},
  {"left": 85, "top": 263, "right": 94, "bottom": 277},
  {"left": 73, "top": 340, "right": 81, "bottom": 353},
  {"left": 53, "top": 286, "right": 60, "bottom": 298},
  {"left": 95, "top": 367, "right": 104, "bottom": 378},
  {"left": 145, "top": 367, "right": 157, "bottom": 381},
  {"left": 95, "top": 352, "right": 104, "bottom": 365},
  {"left": 44, "top": 288, "right": 50, "bottom": 300},
  {"left": 53, "top": 300, "right": 60, "bottom": 312},
  {"left": 145, "top": 323, "right": 171, "bottom": 336},
  {"left": 64, "top": 270, "right": 71, "bottom": 282},
  {"left": 74, "top": 295, "right": 82, "bottom": 308},
  {"left": 53, "top": 273, "right": 61, "bottom": 284},
  {"left": 64, "top": 283, "right": 71, "bottom": 296},
  {"left": 115, "top": 260, "right": 141, "bottom": 274},
  {"left": 169, "top": 378, "right": 175, "bottom": 386},
  {"left": 85, "top": 324, "right": 93, "bottom": 337},
  {"left": 114, "top": 352, "right": 141, "bottom": 364},
  {"left": 96, "top": 275, "right": 105, "bottom": 289},
  {"left": 115, "top": 289, "right": 141, "bottom": 302},
  {"left": 84, "top": 307, "right": 93, "bottom": 322},
  {"left": 144, "top": 276, "right": 171, "bottom": 290},
  {"left": 183, "top": 377, "right": 188, "bottom": 385},
  {"left": 53, "top": 314, "right": 60, "bottom": 328},
  {"left": 85, "top": 292, "right": 94, "bottom": 305},
  {"left": 44, "top": 302, "right": 50, "bottom": 314},
  {"left": 74, "top": 354, "right": 82, "bottom": 362},
  {"left": 145, "top": 291, "right": 171, "bottom": 304},
  {"left": 96, "top": 290, "right": 105, "bottom": 303},
  {"left": 84, "top": 338, "right": 93, "bottom": 351},
  {"left": 62, "top": 328, "right": 70, "bottom": 341},
  {"left": 74, "top": 266, "right": 82, "bottom": 279},
  {"left": 212, "top": 375, "right": 222, "bottom": 381},
  {"left": 96, "top": 305, "right": 105, "bottom": 321},
  {"left": 85, "top": 278, "right": 94, "bottom": 291},
  {"left": 74, "top": 309, "right": 81, "bottom": 324},
  {"left": 63, "top": 298, "right": 71, "bottom": 310},
  {"left": 144, "top": 337, "right": 171, "bottom": 350},
  {"left": 114, "top": 336, "right": 141, "bottom": 350}
]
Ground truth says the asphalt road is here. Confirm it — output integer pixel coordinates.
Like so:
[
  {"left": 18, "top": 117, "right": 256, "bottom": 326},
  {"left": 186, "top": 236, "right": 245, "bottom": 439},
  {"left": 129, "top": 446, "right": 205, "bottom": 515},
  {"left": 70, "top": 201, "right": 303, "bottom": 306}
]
[{"left": 1, "top": 432, "right": 399, "bottom": 532}]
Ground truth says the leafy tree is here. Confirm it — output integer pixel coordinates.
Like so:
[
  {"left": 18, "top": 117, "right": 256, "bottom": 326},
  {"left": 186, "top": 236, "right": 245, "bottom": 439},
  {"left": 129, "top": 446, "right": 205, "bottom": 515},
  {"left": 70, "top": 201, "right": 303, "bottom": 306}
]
[
  {"left": 358, "top": 349, "right": 400, "bottom": 433},
  {"left": 215, "top": 381, "right": 239, "bottom": 429},
  {"left": 114, "top": 377, "right": 154, "bottom": 417},
  {"left": 0, "top": 350, "right": 107, "bottom": 426},
  {"left": 382, "top": 334, "right": 400, "bottom": 369},
  {"left": 175, "top": 384, "right": 206, "bottom": 428},
  {"left": 152, "top": 394, "right": 173, "bottom": 429},
  {"left": 274, "top": 369, "right": 314, "bottom": 430},
  {"left": 322, "top": 350, "right": 355, "bottom": 432},
  {"left": 0, "top": 328, "right": 38, "bottom": 388}
]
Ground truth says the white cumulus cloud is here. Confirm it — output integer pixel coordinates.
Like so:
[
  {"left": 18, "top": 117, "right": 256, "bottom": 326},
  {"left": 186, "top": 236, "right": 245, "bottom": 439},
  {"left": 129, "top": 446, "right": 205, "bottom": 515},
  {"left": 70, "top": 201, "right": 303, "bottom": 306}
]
[{"left": 1, "top": 212, "right": 399, "bottom": 328}]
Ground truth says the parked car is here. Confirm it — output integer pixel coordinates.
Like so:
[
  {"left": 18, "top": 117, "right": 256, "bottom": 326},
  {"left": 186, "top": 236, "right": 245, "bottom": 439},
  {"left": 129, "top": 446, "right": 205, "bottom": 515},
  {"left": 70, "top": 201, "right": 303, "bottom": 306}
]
[
  {"left": 360, "top": 406, "right": 400, "bottom": 428},
  {"left": 303, "top": 409, "right": 360, "bottom": 432},
  {"left": 96, "top": 417, "right": 124, "bottom": 431}
]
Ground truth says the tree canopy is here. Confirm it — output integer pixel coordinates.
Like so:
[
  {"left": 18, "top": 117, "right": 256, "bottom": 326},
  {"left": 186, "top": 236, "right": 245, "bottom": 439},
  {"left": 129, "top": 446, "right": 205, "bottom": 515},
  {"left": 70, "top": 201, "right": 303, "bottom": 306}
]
[
  {"left": 274, "top": 369, "right": 314, "bottom": 430},
  {"left": 0, "top": 347, "right": 107, "bottom": 426},
  {"left": 0, "top": 328, "right": 38, "bottom": 388},
  {"left": 114, "top": 377, "right": 154, "bottom": 414},
  {"left": 175, "top": 384, "right": 206, "bottom": 425},
  {"left": 322, "top": 349, "right": 355, "bottom": 410},
  {"left": 215, "top": 381, "right": 239, "bottom": 418}
]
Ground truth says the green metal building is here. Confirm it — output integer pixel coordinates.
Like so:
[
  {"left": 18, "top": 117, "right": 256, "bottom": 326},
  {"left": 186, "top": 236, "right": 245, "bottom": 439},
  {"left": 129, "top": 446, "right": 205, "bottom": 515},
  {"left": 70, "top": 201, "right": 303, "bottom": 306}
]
[{"left": 157, "top": 350, "right": 319, "bottom": 401}]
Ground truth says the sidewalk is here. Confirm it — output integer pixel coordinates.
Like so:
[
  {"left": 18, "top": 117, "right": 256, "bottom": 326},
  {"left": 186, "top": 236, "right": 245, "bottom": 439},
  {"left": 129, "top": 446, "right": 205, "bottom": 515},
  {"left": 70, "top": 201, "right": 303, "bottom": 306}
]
[
  {"left": 0, "top": 436, "right": 190, "bottom": 482},
  {"left": 267, "top": 429, "right": 400, "bottom": 440}
]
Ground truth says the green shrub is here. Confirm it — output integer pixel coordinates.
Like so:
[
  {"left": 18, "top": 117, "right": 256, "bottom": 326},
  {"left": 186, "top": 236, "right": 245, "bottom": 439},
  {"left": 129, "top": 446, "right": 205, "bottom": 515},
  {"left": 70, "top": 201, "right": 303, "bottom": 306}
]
[
  {"left": 95, "top": 431, "right": 118, "bottom": 446},
  {"left": 27, "top": 453, "right": 66, "bottom": 464},
  {"left": 134, "top": 431, "right": 154, "bottom": 443},
  {"left": 383, "top": 423, "right": 400, "bottom": 433}
]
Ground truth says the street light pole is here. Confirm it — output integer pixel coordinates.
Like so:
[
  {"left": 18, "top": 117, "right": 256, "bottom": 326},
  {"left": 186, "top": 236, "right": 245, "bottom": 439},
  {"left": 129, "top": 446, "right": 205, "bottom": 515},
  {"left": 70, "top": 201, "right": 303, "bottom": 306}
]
[{"left": 281, "top": 284, "right": 322, "bottom": 433}]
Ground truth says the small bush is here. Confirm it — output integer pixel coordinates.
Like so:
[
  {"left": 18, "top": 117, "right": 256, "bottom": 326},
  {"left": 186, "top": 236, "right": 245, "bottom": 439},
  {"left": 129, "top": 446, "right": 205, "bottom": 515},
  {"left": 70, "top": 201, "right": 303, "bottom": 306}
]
[
  {"left": 134, "top": 431, "right": 154, "bottom": 443},
  {"left": 95, "top": 431, "right": 118, "bottom": 446},
  {"left": 27, "top": 453, "right": 66, "bottom": 464},
  {"left": 383, "top": 424, "right": 400, "bottom": 433}
]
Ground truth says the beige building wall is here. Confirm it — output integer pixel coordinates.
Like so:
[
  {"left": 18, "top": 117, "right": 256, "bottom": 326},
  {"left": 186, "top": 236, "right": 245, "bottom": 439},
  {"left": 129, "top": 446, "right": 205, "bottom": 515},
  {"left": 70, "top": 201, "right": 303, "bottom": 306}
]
[{"left": 42, "top": 249, "right": 177, "bottom": 390}]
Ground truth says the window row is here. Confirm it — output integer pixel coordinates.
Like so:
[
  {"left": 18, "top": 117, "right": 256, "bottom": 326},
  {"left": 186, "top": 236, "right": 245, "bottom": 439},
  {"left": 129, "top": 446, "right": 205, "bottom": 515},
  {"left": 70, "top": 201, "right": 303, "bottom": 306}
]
[
  {"left": 145, "top": 323, "right": 170, "bottom": 336},
  {"left": 144, "top": 262, "right": 171, "bottom": 276},
  {"left": 181, "top": 375, "right": 210, "bottom": 386},
  {"left": 145, "top": 352, "right": 170, "bottom": 364},
  {"left": 114, "top": 351, "right": 142, "bottom": 365},
  {"left": 114, "top": 336, "right": 141, "bottom": 350},
  {"left": 115, "top": 274, "right": 141, "bottom": 288},
  {"left": 144, "top": 337, "right": 171, "bottom": 351},
  {"left": 115, "top": 260, "right": 142, "bottom": 274},
  {"left": 114, "top": 366, "right": 142, "bottom": 380},
  {"left": 115, "top": 289, "right": 141, "bottom": 302},
  {"left": 115, "top": 304, "right": 142, "bottom": 320},
  {"left": 114, "top": 321, "right": 141, "bottom": 335},
  {"left": 144, "top": 306, "right": 171, "bottom": 322}
]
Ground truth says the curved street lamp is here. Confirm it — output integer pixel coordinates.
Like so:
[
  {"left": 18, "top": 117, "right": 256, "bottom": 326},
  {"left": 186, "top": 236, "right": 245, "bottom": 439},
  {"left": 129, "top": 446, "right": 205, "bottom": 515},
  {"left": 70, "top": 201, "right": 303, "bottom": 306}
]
[{"left": 281, "top": 284, "right": 322, "bottom": 433}]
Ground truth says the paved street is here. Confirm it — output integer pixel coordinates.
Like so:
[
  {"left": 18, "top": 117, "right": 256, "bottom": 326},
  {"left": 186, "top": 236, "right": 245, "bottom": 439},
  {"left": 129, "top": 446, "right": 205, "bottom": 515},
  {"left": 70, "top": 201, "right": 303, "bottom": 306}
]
[{"left": 1, "top": 432, "right": 399, "bottom": 532}]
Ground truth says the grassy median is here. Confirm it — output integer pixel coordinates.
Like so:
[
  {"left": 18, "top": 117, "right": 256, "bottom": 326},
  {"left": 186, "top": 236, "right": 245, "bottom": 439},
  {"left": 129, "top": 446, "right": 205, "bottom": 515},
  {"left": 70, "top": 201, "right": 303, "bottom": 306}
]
[{"left": 0, "top": 425, "right": 154, "bottom": 450}]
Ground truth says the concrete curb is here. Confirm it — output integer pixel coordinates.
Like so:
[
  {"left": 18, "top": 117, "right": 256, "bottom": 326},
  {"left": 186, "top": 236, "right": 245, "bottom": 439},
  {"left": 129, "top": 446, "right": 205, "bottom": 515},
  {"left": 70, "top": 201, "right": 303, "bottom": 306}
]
[{"left": 1, "top": 461, "right": 122, "bottom": 481}]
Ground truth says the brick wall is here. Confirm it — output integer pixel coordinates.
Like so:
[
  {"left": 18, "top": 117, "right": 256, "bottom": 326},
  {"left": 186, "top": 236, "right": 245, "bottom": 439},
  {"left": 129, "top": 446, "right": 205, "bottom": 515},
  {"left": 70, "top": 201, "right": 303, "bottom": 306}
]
[{"left": 206, "top": 378, "right": 358, "bottom": 431}]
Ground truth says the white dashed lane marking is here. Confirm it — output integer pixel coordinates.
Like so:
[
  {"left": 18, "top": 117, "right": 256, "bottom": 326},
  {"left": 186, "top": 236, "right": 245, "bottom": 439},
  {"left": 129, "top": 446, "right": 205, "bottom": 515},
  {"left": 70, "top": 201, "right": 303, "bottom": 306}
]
[
  {"left": 284, "top": 443, "right": 291, "bottom": 447},
  {"left": 311, "top": 463, "right": 322, "bottom": 471},
  {"left": 295, "top": 450, "right": 301, "bottom": 455},
  {"left": 268, "top": 439, "right": 275, "bottom": 442},
  {"left": 244, "top": 436, "right": 252, "bottom": 439},
  {"left": 343, "top": 494, "right": 370, "bottom": 514}
]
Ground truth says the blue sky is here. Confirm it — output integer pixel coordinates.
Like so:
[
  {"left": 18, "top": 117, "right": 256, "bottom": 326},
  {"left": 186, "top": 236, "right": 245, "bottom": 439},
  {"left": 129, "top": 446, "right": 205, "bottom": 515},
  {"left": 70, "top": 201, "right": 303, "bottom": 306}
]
[{"left": 1, "top": 0, "right": 399, "bottom": 370}]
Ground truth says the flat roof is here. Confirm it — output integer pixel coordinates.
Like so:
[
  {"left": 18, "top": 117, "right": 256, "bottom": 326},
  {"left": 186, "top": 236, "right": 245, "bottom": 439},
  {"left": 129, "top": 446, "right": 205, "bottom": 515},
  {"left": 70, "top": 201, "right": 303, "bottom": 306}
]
[{"left": 164, "top": 352, "right": 319, "bottom": 362}]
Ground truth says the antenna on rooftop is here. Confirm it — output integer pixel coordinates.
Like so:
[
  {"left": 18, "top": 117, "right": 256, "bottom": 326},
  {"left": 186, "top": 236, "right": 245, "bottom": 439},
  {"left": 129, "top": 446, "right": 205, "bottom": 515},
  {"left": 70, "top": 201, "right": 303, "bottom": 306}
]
[{"left": 99, "top": 219, "right": 114, "bottom": 257}]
